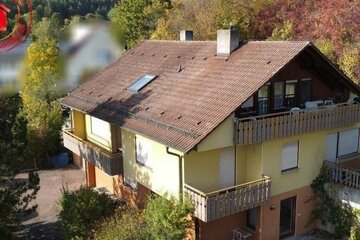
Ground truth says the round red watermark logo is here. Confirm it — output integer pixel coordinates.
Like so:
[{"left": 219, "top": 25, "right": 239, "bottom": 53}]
[{"left": 0, "top": 0, "right": 32, "bottom": 53}]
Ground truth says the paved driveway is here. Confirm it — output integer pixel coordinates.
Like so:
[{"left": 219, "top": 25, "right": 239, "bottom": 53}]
[{"left": 17, "top": 166, "right": 86, "bottom": 240}]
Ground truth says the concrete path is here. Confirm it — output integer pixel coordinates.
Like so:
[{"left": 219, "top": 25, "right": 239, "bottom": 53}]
[{"left": 17, "top": 166, "right": 85, "bottom": 240}]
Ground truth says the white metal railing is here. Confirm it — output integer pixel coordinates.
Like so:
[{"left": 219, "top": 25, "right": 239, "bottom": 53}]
[{"left": 324, "top": 161, "right": 360, "bottom": 189}]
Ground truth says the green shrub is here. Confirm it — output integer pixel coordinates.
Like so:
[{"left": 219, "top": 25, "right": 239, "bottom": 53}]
[
  {"left": 58, "top": 186, "right": 115, "bottom": 240},
  {"left": 143, "top": 194, "right": 194, "bottom": 240},
  {"left": 95, "top": 206, "right": 145, "bottom": 240},
  {"left": 95, "top": 194, "right": 194, "bottom": 240}
]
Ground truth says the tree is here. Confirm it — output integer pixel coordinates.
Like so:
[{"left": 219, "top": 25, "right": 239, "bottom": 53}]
[
  {"left": 109, "top": 0, "right": 170, "bottom": 48},
  {"left": 267, "top": 20, "right": 293, "bottom": 41},
  {"left": 0, "top": 96, "right": 40, "bottom": 239},
  {"left": 20, "top": 39, "right": 64, "bottom": 167},
  {"left": 150, "top": 0, "right": 271, "bottom": 41},
  {"left": 339, "top": 46, "right": 360, "bottom": 85}
]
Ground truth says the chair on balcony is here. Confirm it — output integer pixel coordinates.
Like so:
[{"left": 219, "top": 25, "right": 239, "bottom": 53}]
[
  {"left": 290, "top": 107, "right": 301, "bottom": 115},
  {"left": 232, "top": 228, "right": 253, "bottom": 240}
]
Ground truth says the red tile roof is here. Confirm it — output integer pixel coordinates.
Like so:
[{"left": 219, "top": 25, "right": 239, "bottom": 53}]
[{"left": 62, "top": 40, "right": 318, "bottom": 152}]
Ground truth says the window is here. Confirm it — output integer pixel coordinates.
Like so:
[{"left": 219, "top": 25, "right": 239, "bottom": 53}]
[
  {"left": 247, "top": 208, "right": 257, "bottom": 230},
  {"left": 241, "top": 96, "right": 254, "bottom": 109},
  {"left": 326, "top": 129, "right": 360, "bottom": 161},
  {"left": 258, "top": 85, "right": 269, "bottom": 115},
  {"left": 281, "top": 141, "right": 299, "bottom": 172},
  {"left": 136, "top": 136, "right": 152, "bottom": 168},
  {"left": 128, "top": 74, "right": 157, "bottom": 93},
  {"left": 285, "top": 81, "right": 297, "bottom": 108},
  {"left": 237, "top": 95, "right": 255, "bottom": 117},
  {"left": 90, "top": 116, "right": 110, "bottom": 141},
  {"left": 274, "top": 82, "right": 284, "bottom": 108}
]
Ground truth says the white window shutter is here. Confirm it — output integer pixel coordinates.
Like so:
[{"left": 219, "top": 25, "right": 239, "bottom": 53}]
[
  {"left": 338, "top": 129, "right": 359, "bottom": 157},
  {"left": 281, "top": 142, "right": 299, "bottom": 171},
  {"left": 326, "top": 133, "right": 337, "bottom": 162}
]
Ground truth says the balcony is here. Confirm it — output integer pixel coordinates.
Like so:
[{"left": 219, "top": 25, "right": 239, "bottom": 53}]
[
  {"left": 323, "top": 161, "right": 360, "bottom": 208},
  {"left": 63, "top": 130, "right": 123, "bottom": 175},
  {"left": 324, "top": 160, "right": 360, "bottom": 190},
  {"left": 235, "top": 103, "right": 360, "bottom": 145},
  {"left": 184, "top": 176, "right": 271, "bottom": 222}
]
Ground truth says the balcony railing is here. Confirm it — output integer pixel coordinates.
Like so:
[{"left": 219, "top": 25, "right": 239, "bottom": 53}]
[
  {"left": 63, "top": 130, "right": 123, "bottom": 175},
  {"left": 235, "top": 103, "right": 360, "bottom": 145},
  {"left": 184, "top": 176, "right": 271, "bottom": 222},
  {"left": 324, "top": 161, "right": 360, "bottom": 189}
]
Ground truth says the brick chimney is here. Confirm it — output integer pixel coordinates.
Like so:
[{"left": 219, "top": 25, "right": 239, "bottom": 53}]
[
  {"left": 180, "top": 30, "right": 193, "bottom": 41},
  {"left": 217, "top": 29, "right": 240, "bottom": 56}
]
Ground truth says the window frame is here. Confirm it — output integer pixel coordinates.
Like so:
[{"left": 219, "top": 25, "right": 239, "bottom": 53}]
[
  {"left": 281, "top": 141, "right": 299, "bottom": 172},
  {"left": 285, "top": 80, "right": 297, "bottom": 108},
  {"left": 89, "top": 116, "right": 111, "bottom": 141},
  {"left": 127, "top": 74, "right": 157, "bottom": 93},
  {"left": 257, "top": 84, "right": 270, "bottom": 115}
]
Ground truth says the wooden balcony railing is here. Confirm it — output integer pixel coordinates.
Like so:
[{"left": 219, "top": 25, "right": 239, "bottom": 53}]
[
  {"left": 324, "top": 161, "right": 360, "bottom": 189},
  {"left": 184, "top": 176, "right": 271, "bottom": 222},
  {"left": 235, "top": 103, "right": 360, "bottom": 145},
  {"left": 63, "top": 130, "right": 123, "bottom": 175}
]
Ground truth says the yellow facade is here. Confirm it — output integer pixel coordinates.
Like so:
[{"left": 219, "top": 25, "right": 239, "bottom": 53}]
[
  {"left": 262, "top": 123, "right": 360, "bottom": 196},
  {"left": 184, "top": 144, "right": 264, "bottom": 193},
  {"left": 72, "top": 110, "right": 86, "bottom": 138},
  {"left": 184, "top": 149, "right": 221, "bottom": 192},
  {"left": 184, "top": 117, "right": 360, "bottom": 196},
  {"left": 71, "top": 108, "right": 360, "bottom": 199},
  {"left": 197, "top": 114, "right": 234, "bottom": 152},
  {"left": 122, "top": 129, "right": 182, "bottom": 196}
]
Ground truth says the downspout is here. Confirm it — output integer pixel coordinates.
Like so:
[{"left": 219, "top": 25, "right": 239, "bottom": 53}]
[{"left": 166, "top": 147, "right": 183, "bottom": 198}]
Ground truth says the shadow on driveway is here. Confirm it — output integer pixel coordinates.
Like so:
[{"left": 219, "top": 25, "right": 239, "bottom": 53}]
[{"left": 17, "top": 221, "right": 63, "bottom": 240}]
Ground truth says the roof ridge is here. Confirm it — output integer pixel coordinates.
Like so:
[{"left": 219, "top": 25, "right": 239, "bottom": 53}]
[{"left": 145, "top": 39, "right": 216, "bottom": 43}]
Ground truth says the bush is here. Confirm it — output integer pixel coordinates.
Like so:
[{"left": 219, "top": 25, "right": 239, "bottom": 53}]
[
  {"left": 58, "top": 186, "right": 115, "bottom": 240},
  {"left": 144, "top": 195, "right": 194, "bottom": 240},
  {"left": 95, "top": 206, "right": 145, "bottom": 240},
  {"left": 95, "top": 194, "right": 194, "bottom": 240}
]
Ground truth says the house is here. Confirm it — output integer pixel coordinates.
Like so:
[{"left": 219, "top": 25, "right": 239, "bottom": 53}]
[
  {"left": 61, "top": 29, "right": 360, "bottom": 240},
  {"left": 0, "top": 23, "right": 123, "bottom": 96},
  {"left": 0, "top": 42, "right": 29, "bottom": 95},
  {"left": 0, "top": 3, "right": 10, "bottom": 32},
  {"left": 59, "top": 23, "right": 124, "bottom": 92}
]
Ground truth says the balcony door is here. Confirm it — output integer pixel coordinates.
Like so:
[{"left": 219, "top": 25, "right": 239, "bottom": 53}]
[
  {"left": 280, "top": 197, "right": 296, "bottom": 238},
  {"left": 219, "top": 147, "right": 235, "bottom": 189}
]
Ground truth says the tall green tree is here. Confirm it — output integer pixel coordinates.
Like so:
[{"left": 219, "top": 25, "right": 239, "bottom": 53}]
[
  {"left": 20, "top": 39, "right": 64, "bottom": 167},
  {"left": 109, "top": 0, "right": 170, "bottom": 48},
  {"left": 0, "top": 95, "right": 40, "bottom": 239}
]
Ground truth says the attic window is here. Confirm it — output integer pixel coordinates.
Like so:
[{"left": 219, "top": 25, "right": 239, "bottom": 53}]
[{"left": 127, "top": 74, "right": 157, "bottom": 93}]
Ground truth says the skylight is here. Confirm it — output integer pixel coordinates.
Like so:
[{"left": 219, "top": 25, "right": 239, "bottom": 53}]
[{"left": 127, "top": 74, "right": 157, "bottom": 93}]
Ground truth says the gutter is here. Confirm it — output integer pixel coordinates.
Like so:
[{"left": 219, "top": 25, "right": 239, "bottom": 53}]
[{"left": 166, "top": 147, "right": 183, "bottom": 198}]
